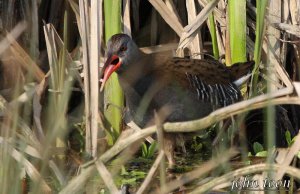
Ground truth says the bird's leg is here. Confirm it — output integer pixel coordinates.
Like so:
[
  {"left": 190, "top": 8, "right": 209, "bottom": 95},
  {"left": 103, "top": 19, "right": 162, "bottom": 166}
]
[
  {"left": 176, "top": 134, "right": 186, "bottom": 155},
  {"left": 164, "top": 133, "right": 175, "bottom": 169},
  {"left": 212, "top": 119, "right": 232, "bottom": 146},
  {"left": 122, "top": 107, "right": 132, "bottom": 124}
]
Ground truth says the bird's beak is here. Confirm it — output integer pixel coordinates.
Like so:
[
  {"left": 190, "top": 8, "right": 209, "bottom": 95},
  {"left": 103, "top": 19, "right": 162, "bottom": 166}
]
[{"left": 100, "top": 54, "right": 121, "bottom": 92}]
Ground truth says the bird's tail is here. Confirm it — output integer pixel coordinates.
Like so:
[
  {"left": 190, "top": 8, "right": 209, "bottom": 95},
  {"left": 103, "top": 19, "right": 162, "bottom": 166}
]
[
  {"left": 228, "top": 61, "right": 255, "bottom": 80},
  {"left": 228, "top": 61, "right": 255, "bottom": 87}
]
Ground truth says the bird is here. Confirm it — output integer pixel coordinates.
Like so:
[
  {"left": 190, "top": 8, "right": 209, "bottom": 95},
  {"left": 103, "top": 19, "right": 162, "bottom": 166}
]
[{"left": 100, "top": 33, "right": 254, "bottom": 167}]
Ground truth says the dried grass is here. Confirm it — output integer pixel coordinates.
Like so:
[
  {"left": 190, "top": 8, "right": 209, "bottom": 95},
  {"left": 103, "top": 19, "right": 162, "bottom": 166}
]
[{"left": 1, "top": 0, "right": 300, "bottom": 193}]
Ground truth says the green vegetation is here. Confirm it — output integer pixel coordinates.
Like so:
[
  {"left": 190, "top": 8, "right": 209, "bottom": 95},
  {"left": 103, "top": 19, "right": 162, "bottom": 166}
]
[
  {"left": 141, "top": 141, "right": 157, "bottom": 159},
  {"left": 103, "top": 0, "right": 124, "bottom": 145},
  {"left": 0, "top": 0, "right": 299, "bottom": 193},
  {"left": 228, "top": 0, "right": 247, "bottom": 64}
]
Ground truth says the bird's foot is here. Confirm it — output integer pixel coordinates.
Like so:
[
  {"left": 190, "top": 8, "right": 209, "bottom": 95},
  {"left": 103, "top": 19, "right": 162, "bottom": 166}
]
[{"left": 165, "top": 151, "right": 176, "bottom": 173}]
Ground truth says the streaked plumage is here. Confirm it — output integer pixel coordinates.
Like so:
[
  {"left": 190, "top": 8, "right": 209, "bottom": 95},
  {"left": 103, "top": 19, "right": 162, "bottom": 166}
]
[{"left": 101, "top": 33, "right": 254, "bottom": 167}]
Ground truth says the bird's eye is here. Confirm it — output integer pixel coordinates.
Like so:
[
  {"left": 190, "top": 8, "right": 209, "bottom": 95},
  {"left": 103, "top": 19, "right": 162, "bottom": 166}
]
[{"left": 120, "top": 46, "right": 127, "bottom": 52}]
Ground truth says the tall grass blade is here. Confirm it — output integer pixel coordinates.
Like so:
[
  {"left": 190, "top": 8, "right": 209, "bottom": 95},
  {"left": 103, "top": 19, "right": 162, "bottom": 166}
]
[
  {"left": 251, "top": 0, "right": 268, "bottom": 96},
  {"left": 208, "top": 9, "right": 219, "bottom": 59}
]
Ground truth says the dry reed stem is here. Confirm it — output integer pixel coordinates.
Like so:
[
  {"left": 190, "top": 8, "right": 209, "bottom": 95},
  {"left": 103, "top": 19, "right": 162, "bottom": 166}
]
[
  {"left": 13, "top": 140, "right": 41, "bottom": 159},
  {"left": 90, "top": 0, "right": 101, "bottom": 157},
  {"left": 32, "top": 72, "right": 49, "bottom": 141},
  {"left": 126, "top": 119, "right": 154, "bottom": 143},
  {"left": 61, "top": 87, "right": 300, "bottom": 193},
  {"left": 155, "top": 111, "right": 166, "bottom": 190},
  {"left": 136, "top": 151, "right": 165, "bottom": 194},
  {"left": 6, "top": 34, "right": 45, "bottom": 82},
  {"left": 165, "top": 0, "right": 183, "bottom": 25},
  {"left": 281, "top": 0, "right": 289, "bottom": 66},
  {"left": 79, "top": 0, "right": 94, "bottom": 156},
  {"left": 57, "top": 2, "right": 300, "bottom": 192},
  {"left": 272, "top": 23, "right": 300, "bottom": 37},
  {"left": 44, "top": 24, "right": 84, "bottom": 89},
  {"left": 48, "top": 160, "right": 66, "bottom": 186},
  {"left": 275, "top": 130, "right": 300, "bottom": 179},
  {"left": 290, "top": 0, "right": 300, "bottom": 25},
  {"left": 160, "top": 148, "right": 238, "bottom": 194},
  {"left": 68, "top": 0, "right": 82, "bottom": 37},
  {"left": 0, "top": 97, "right": 40, "bottom": 148},
  {"left": 95, "top": 159, "right": 120, "bottom": 194},
  {"left": 198, "top": 0, "right": 226, "bottom": 26},
  {"left": 179, "top": 0, "right": 220, "bottom": 49},
  {"left": 2, "top": 85, "right": 36, "bottom": 116},
  {"left": 164, "top": 87, "right": 294, "bottom": 132},
  {"left": 0, "top": 137, "right": 52, "bottom": 193},
  {"left": 186, "top": 0, "right": 204, "bottom": 59},
  {"left": 59, "top": 127, "right": 156, "bottom": 194},
  {"left": 148, "top": 0, "right": 183, "bottom": 36},
  {"left": 43, "top": 24, "right": 59, "bottom": 88},
  {"left": 0, "top": 21, "right": 27, "bottom": 55},
  {"left": 267, "top": 0, "right": 281, "bottom": 92},
  {"left": 123, "top": 0, "right": 131, "bottom": 36}
]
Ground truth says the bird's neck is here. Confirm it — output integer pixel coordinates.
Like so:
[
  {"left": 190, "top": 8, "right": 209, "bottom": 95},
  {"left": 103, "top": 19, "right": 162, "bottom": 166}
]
[
  {"left": 118, "top": 49, "right": 172, "bottom": 105},
  {"left": 118, "top": 50, "right": 150, "bottom": 81},
  {"left": 118, "top": 53, "right": 154, "bottom": 93}
]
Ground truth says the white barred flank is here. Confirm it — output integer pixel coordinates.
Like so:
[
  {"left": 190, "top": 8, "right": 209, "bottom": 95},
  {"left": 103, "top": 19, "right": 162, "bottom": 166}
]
[{"left": 186, "top": 73, "right": 241, "bottom": 107}]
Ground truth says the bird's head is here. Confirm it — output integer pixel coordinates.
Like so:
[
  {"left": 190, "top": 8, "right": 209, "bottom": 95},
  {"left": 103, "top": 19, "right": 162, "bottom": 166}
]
[{"left": 100, "top": 33, "right": 140, "bottom": 91}]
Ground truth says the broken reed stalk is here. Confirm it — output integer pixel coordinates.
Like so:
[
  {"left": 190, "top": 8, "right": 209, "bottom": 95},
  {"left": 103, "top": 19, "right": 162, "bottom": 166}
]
[{"left": 38, "top": 23, "right": 75, "bottom": 193}]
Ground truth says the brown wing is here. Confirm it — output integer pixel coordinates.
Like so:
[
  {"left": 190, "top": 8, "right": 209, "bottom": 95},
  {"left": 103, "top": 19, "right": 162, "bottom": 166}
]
[
  {"left": 163, "top": 58, "right": 236, "bottom": 85},
  {"left": 156, "top": 58, "right": 253, "bottom": 107},
  {"left": 161, "top": 58, "right": 254, "bottom": 84}
]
